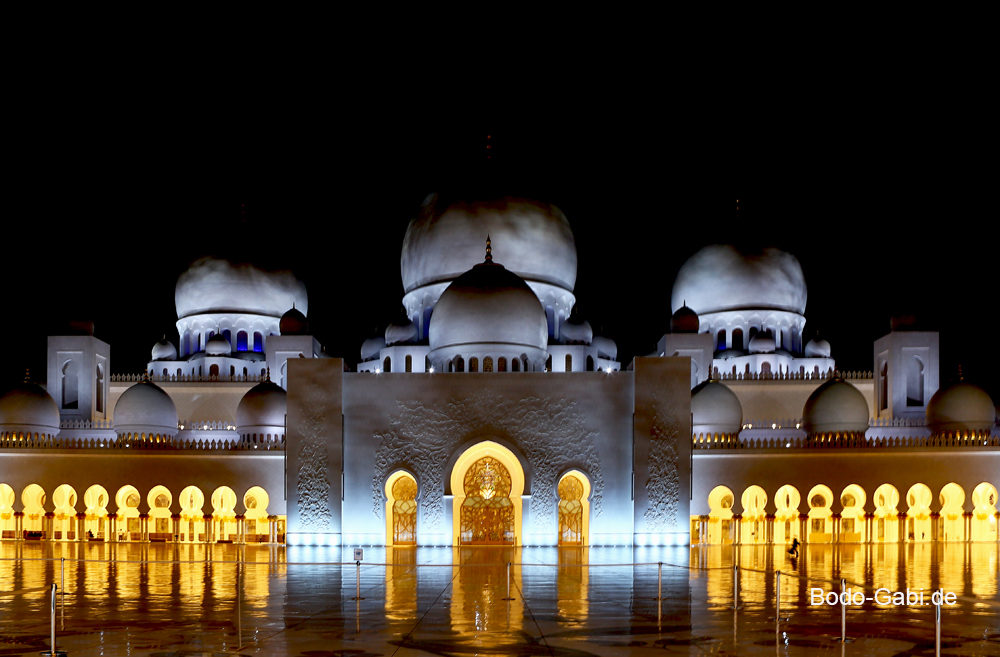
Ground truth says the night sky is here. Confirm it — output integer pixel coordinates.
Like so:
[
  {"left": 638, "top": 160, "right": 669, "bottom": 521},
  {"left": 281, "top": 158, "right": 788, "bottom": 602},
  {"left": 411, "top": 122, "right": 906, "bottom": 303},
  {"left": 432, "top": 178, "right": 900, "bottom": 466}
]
[{"left": 5, "top": 92, "right": 997, "bottom": 403}]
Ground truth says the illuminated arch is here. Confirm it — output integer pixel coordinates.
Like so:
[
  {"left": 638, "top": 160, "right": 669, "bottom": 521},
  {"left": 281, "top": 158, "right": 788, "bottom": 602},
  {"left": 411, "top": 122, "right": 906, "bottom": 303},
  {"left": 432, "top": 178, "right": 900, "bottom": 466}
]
[
  {"left": 52, "top": 484, "right": 78, "bottom": 541},
  {"left": 22, "top": 484, "right": 47, "bottom": 533},
  {"left": 0, "top": 484, "right": 14, "bottom": 538},
  {"left": 774, "top": 484, "right": 801, "bottom": 544},
  {"left": 558, "top": 470, "right": 591, "bottom": 546},
  {"left": 839, "top": 484, "right": 866, "bottom": 542},
  {"left": 872, "top": 483, "right": 900, "bottom": 543},
  {"left": 938, "top": 483, "right": 965, "bottom": 542},
  {"left": 971, "top": 482, "right": 999, "bottom": 542},
  {"left": 807, "top": 484, "right": 833, "bottom": 543},
  {"left": 905, "top": 483, "right": 933, "bottom": 542},
  {"left": 450, "top": 441, "right": 525, "bottom": 546},
  {"left": 243, "top": 486, "right": 270, "bottom": 542},
  {"left": 179, "top": 485, "right": 205, "bottom": 542},
  {"left": 83, "top": 485, "right": 109, "bottom": 540},
  {"left": 384, "top": 471, "right": 417, "bottom": 547},
  {"left": 706, "top": 485, "right": 734, "bottom": 545},
  {"left": 740, "top": 485, "right": 767, "bottom": 544},
  {"left": 116, "top": 485, "right": 142, "bottom": 541},
  {"left": 212, "top": 486, "right": 238, "bottom": 542},
  {"left": 147, "top": 485, "right": 173, "bottom": 538}
]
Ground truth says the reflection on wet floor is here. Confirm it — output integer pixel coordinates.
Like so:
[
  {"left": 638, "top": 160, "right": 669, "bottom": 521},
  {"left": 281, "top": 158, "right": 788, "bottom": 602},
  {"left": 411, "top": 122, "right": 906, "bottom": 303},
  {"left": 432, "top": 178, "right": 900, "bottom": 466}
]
[{"left": 0, "top": 541, "right": 997, "bottom": 656}]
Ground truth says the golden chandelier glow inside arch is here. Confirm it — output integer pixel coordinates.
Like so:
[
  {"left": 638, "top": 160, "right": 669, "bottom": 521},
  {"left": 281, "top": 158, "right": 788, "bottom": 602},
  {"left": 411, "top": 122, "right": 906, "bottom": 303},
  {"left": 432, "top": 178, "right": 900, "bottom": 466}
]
[{"left": 464, "top": 456, "right": 512, "bottom": 500}]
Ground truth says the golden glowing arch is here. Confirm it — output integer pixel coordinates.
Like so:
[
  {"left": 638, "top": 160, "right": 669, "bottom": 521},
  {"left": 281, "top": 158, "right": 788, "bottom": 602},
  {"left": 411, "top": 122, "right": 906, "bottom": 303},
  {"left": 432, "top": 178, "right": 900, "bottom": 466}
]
[{"left": 450, "top": 441, "right": 525, "bottom": 546}]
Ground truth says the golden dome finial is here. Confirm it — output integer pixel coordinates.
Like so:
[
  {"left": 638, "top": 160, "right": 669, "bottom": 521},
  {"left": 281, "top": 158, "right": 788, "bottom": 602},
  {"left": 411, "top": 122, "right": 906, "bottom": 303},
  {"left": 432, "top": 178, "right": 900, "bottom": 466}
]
[{"left": 485, "top": 234, "right": 493, "bottom": 263}]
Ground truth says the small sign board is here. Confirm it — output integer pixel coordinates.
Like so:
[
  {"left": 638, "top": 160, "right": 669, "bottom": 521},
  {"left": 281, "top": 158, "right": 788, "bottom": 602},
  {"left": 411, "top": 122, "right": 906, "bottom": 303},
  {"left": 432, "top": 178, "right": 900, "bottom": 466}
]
[{"left": 354, "top": 548, "right": 364, "bottom": 561}]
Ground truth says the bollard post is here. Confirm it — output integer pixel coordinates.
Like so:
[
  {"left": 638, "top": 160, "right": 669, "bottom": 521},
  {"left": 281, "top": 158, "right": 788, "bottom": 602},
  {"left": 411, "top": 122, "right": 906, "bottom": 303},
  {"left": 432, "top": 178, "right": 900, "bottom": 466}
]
[
  {"left": 351, "top": 561, "right": 364, "bottom": 601},
  {"left": 60, "top": 557, "right": 65, "bottom": 631},
  {"left": 657, "top": 562, "right": 662, "bottom": 600},
  {"left": 51, "top": 583, "right": 56, "bottom": 655},
  {"left": 502, "top": 562, "right": 515, "bottom": 601},
  {"left": 935, "top": 600, "right": 941, "bottom": 657},
  {"left": 775, "top": 571, "right": 780, "bottom": 621},
  {"left": 835, "top": 577, "right": 853, "bottom": 643},
  {"left": 732, "top": 564, "right": 740, "bottom": 610},
  {"left": 236, "top": 562, "right": 242, "bottom": 648}
]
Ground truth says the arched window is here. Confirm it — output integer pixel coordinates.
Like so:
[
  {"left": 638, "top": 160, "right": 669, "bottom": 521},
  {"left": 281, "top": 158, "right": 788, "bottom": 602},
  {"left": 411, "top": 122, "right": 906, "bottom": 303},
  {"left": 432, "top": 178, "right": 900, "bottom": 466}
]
[
  {"left": 253, "top": 332, "right": 264, "bottom": 353},
  {"left": 181, "top": 332, "right": 190, "bottom": 357},
  {"left": 95, "top": 363, "right": 104, "bottom": 413},
  {"left": 906, "top": 357, "right": 924, "bottom": 406},
  {"left": 717, "top": 329, "right": 727, "bottom": 350},
  {"left": 455, "top": 356, "right": 464, "bottom": 372},
  {"left": 383, "top": 356, "right": 391, "bottom": 373},
  {"left": 483, "top": 356, "right": 493, "bottom": 372},
  {"left": 761, "top": 361, "right": 772, "bottom": 375},
  {"left": 62, "top": 360, "right": 79, "bottom": 409},
  {"left": 749, "top": 327, "right": 758, "bottom": 342},
  {"left": 230, "top": 365, "right": 236, "bottom": 377},
  {"left": 511, "top": 358, "right": 520, "bottom": 372},
  {"left": 209, "top": 364, "right": 220, "bottom": 377},
  {"left": 732, "top": 328, "right": 744, "bottom": 351},
  {"left": 469, "top": 357, "right": 479, "bottom": 372},
  {"left": 586, "top": 355, "right": 594, "bottom": 371},
  {"left": 425, "top": 356, "right": 431, "bottom": 372},
  {"left": 223, "top": 330, "right": 232, "bottom": 347},
  {"left": 498, "top": 357, "right": 507, "bottom": 372},
  {"left": 546, "top": 355, "right": 552, "bottom": 371},
  {"left": 523, "top": 356, "right": 530, "bottom": 372},
  {"left": 565, "top": 354, "right": 572, "bottom": 372},
  {"left": 405, "top": 355, "right": 412, "bottom": 373},
  {"left": 880, "top": 361, "right": 888, "bottom": 410},
  {"left": 236, "top": 331, "right": 248, "bottom": 351}
]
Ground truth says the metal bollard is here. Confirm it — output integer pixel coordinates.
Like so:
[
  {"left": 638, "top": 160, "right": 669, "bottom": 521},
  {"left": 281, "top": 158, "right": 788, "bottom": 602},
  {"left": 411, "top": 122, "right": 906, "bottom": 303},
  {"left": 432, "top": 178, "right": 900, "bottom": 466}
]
[
  {"left": 732, "top": 564, "right": 740, "bottom": 610},
  {"left": 935, "top": 601, "right": 941, "bottom": 657},
  {"left": 351, "top": 561, "right": 364, "bottom": 601},
  {"left": 835, "top": 578, "right": 853, "bottom": 643},
  {"left": 502, "top": 562, "right": 515, "bottom": 601},
  {"left": 60, "top": 557, "right": 65, "bottom": 631},
  {"left": 236, "top": 563, "right": 242, "bottom": 648},
  {"left": 657, "top": 562, "right": 662, "bottom": 600},
  {"left": 42, "top": 583, "right": 66, "bottom": 657}
]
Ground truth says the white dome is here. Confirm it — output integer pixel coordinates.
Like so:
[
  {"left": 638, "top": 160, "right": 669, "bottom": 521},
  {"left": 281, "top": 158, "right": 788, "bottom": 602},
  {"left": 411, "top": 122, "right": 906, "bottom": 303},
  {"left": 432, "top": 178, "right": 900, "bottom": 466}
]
[
  {"left": 802, "top": 377, "right": 869, "bottom": 435},
  {"left": 401, "top": 195, "right": 577, "bottom": 295},
  {"left": 593, "top": 335, "right": 617, "bottom": 360},
  {"left": 236, "top": 380, "right": 287, "bottom": 433},
  {"left": 0, "top": 381, "right": 60, "bottom": 437},
  {"left": 151, "top": 337, "right": 177, "bottom": 361},
  {"left": 175, "top": 257, "right": 308, "bottom": 320},
  {"left": 691, "top": 380, "right": 743, "bottom": 435},
  {"left": 385, "top": 320, "right": 418, "bottom": 346},
  {"left": 671, "top": 245, "right": 807, "bottom": 316},
  {"left": 279, "top": 307, "right": 309, "bottom": 335},
  {"left": 804, "top": 338, "right": 831, "bottom": 358},
  {"left": 748, "top": 334, "right": 776, "bottom": 354},
  {"left": 361, "top": 336, "right": 386, "bottom": 361},
  {"left": 113, "top": 380, "right": 178, "bottom": 437},
  {"left": 926, "top": 381, "right": 995, "bottom": 433},
  {"left": 429, "top": 259, "right": 547, "bottom": 358},
  {"left": 560, "top": 318, "right": 592, "bottom": 345},
  {"left": 205, "top": 333, "right": 232, "bottom": 356}
]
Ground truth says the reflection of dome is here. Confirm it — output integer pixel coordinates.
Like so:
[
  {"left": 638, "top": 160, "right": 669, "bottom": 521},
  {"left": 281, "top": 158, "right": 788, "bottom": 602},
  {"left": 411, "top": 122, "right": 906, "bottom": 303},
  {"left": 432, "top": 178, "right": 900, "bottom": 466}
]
[
  {"left": 926, "top": 381, "right": 995, "bottom": 433},
  {"left": 671, "top": 245, "right": 807, "bottom": 315},
  {"left": 175, "top": 257, "right": 308, "bottom": 320},
  {"left": 113, "top": 380, "right": 178, "bottom": 437},
  {"left": 385, "top": 319, "right": 418, "bottom": 346},
  {"left": 151, "top": 337, "right": 177, "bottom": 361},
  {"left": 205, "top": 333, "right": 232, "bottom": 356},
  {"left": 671, "top": 304, "right": 699, "bottom": 333},
  {"left": 802, "top": 377, "right": 869, "bottom": 435},
  {"left": 593, "top": 335, "right": 617, "bottom": 360},
  {"left": 691, "top": 380, "right": 743, "bottom": 435},
  {"left": 804, "top": 338, "right": 831, "bottom": 358},
  {"left": 429, "top": 256, "right": 547, "bottom": 357},
  {"left": 0, "top": 381, "right": 60, "bottom": 437},
  {"left": 748, "top": 333, "right": 775, "bottom": 354},
  {"left": 280, "top": 307, "right": 308, "bottom": 335},
  {"left": 236, "top": 380, "right": 287, "bottom": 433},
  {"left": 560, "top": 317, "right": 592, "bottom": 344},
  {"left": 401, "top": 195, "right": 577, "bottom": 294},
  {"left": 361, "top": 336, "right": 386, "bottom": 361}
]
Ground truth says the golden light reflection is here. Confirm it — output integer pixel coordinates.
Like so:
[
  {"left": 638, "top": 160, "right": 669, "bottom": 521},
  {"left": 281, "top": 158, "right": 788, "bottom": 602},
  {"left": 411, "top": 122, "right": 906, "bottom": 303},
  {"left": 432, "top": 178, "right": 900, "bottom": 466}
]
[{"left": 450, "top": 546, "right": 523, "bottom": 648}]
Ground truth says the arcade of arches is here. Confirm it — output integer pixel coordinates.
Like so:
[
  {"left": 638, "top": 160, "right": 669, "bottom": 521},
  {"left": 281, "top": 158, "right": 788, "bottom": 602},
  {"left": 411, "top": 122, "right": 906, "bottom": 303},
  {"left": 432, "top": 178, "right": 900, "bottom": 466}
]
[
  {"left": 695, "top": 481, "right": 999, "bottom": 545},
  {"left": 0, "top": 482, "right": 285, "bottom": 544}
]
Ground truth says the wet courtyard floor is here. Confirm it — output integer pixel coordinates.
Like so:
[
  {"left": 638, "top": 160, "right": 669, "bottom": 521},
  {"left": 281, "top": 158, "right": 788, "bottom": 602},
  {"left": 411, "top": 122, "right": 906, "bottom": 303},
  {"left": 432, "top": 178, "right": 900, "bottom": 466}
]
[{"left": 1, "top": 541, "right": 998, "bottom": 656}]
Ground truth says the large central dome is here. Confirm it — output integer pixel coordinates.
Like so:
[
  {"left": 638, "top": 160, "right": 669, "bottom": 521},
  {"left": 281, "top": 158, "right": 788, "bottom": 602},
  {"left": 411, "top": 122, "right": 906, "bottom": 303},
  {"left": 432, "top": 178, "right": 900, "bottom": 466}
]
[
  {"left": 175, "top": 257, "right": 308, "bottom": 320},
  {"left": 401, "top": 195, "right": 577, "bottom": 294},
  {"left": 671, "top": 245, "right": 807, "bottom": 315}
]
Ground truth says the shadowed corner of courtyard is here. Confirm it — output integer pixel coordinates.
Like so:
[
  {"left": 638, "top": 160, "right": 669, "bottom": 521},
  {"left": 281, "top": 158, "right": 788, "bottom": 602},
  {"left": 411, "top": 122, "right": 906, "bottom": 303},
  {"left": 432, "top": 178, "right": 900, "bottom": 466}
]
[{"left": 1, "top": 542, "right": 999, "bottom": 656}]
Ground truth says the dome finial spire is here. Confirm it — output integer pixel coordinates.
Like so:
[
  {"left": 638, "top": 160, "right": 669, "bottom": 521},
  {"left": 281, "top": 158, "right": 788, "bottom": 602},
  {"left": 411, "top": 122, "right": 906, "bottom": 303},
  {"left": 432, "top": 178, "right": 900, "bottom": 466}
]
[{"left": 484, "top": 234, "right": 493, "bottom": 263}]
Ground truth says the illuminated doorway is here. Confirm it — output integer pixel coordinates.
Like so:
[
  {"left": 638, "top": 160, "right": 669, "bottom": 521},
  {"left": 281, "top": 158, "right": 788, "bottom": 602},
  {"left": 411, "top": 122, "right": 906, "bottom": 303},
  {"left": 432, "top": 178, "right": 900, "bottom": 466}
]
[
  {"left": 971, "top": 482, "right": 998, "bottom": 542},
  {"left": 707, "top": 485, "right": 734, "bottom": 545},
  {"left": 774, "top": 484, "right": 800, "bottom": 544},
  {"left": 384, "top": 472, "right": 417, "bottom": 546},
  {"left": 938, "top": 483, "right": 965, "bottom": 542},
  {"left": 741, "top": 485, "right": 767, "bottom": 544},
  {"left": 557, "top": 471, "right": 591, "bottom": 546},
  {"left": 451, "top": 441, "right": 525, "bottom": 546},
  {"left": 905, "top": 483, "right": 933, "bottom": 542},
  {"left": 872, "top": 483, "right": 900, "bottom": 543}
]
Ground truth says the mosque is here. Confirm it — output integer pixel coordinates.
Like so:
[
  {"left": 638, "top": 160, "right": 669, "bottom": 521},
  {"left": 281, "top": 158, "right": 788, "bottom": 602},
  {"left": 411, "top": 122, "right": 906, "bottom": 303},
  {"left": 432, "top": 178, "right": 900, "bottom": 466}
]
[{"left": 0, "top": 195, "right": 997, "bottom": 548}]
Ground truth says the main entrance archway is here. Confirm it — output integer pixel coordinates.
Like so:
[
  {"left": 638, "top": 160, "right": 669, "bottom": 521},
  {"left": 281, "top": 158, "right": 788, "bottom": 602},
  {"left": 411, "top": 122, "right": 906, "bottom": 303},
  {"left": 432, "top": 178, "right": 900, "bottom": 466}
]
[{"left": 451, "top": 441, "right": 525, "bottom": 546}]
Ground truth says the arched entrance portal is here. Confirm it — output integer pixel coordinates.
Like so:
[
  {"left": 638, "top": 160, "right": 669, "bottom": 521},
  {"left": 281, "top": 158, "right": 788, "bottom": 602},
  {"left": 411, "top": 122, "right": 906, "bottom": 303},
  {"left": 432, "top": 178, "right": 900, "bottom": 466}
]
[
  {"left": 558, "top": 471, "right": 591, "bottom": 546},
  {"left": 451, "top": 441, "right": 525, "bottom": 546},
  {"left": 384, "top": 471, "right": 418, "bottom": 546}
]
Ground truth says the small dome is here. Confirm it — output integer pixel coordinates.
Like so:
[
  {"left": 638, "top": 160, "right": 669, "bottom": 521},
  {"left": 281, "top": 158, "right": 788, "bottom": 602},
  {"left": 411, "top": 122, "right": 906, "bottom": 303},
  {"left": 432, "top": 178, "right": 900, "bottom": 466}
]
[
  {"left": 804, "top": 338, "right": 831, "bottom": 358},
  {"left": 205, "top": 333, "right": 232, "bottom": 356},
  {"left": 151, "top": 337, "right": 177, "bottom": 361},
  {"left": 715, "top": 348, "right": 746, "bottom": 359},
  {"left": 236, "top": 379, "right": 287, "bottom": 432},
  {"left": 0, "top": 380, "right": 60, "bottom": 437},
  {"left": 802, "top": 376, "right": 869, "bottom": 435},
  {"left": 113, "top": 379, "right": 178, "bottom": 437},
  {"left": 593, "top": 335, "right": 617, "bottom": 360},
  {"left": 748, "top": 334, "right": 775, "bottom": 354},
  {"left": 385, "top": 319, "right": 418, "bottom": 346},
  {"left": 691, "top": 380, "right": 743, "bottom": 436},
  {"left": 926, "top": 380, "right": 995, "bottom": 433},
  {"left": 361, "top": 336, "right": 386, "bottom": 361},
  {"left": 560, "top": 317, "right": 592, "bottom": 345},
  {"left": 670, "top": 304, "right": 699, "bottom": 333},
  {"left": 280, "top": 306, "right": 309, "bottom": 335},
  {"left": 429, "top": 254, "right": 547, "bottom": 359}
]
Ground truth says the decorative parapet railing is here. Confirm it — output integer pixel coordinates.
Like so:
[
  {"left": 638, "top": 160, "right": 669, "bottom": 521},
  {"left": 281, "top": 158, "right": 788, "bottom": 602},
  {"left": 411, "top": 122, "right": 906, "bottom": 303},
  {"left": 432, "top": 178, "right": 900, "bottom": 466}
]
[
  {"left": 178, "top": 420, "right": 237, "bottom": 431},
  {"left": 60, "top": 418, "right": 115, "bottom": 430},
  {"left": 869, "top": 416, "right": 928, "bottom": 428},
  {"left": 713, "top": 369, "right": 874, "bottom": 382},
  {"left": 741, "top": 418, "right": 802, "bottom": 430},
  {"left": 111, "top": 373, "right": 264, "bottom": 383},
  {"left": 0, "top": 434, "right": 283, "bottom": 451},
  {"left": 694, "top": 433, "right": 999, "bottom": 450}
]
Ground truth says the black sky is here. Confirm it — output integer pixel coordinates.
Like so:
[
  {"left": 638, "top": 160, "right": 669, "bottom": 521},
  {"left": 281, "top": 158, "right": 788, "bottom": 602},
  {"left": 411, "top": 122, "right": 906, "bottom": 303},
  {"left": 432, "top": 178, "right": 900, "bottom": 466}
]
[{"left": 5, "top": 70, "right": 997, "bottom": 402}]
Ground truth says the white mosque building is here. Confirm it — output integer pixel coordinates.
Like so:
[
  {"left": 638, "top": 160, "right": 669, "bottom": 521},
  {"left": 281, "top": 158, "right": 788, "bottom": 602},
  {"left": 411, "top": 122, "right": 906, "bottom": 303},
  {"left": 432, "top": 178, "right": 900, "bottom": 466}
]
[{"left": 0, "top": 195, "right": 997, "bottom": 548}]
